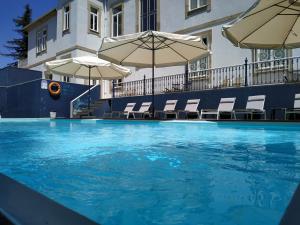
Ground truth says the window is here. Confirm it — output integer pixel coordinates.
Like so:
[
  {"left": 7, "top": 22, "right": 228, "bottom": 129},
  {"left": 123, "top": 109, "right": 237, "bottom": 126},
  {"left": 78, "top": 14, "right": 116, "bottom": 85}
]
[
  {"left": 190, "top": 56, "right": 209, "bottom": 72},
  {"left": 112, "top": 5, "right": 123, "bottom": 37},
  {"left": 140, "top": 0, "right": 157, "bottom": 31},
  {"left": 63, "top": 76, "right": 70, "bottom": 83},
  {"left": 255, "top": 49, "right": 288, "bottom": 68},
  {"left": 63, "top": 5, "right": 70, "bottom": 31},
  {"left": 36, "top": 28, "right": 47, "bottom": 54},
  {"left": 113, "top": 79, "right": 123, "bottom": 87},
  {"left": 189, "top": 36, "right": 210, "bottom": 72},
  {"left": 189, "top": 0, "right": 208, "bottom": 11},
  {"left": 90, "top": 6, "right": 99, "bottom": 33}
]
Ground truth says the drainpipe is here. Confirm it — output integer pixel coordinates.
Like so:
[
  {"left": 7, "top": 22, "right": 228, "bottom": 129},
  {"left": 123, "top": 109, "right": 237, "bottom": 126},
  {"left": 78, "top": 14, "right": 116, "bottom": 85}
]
[{"left": 101, "top": 0, "right": 109, "bottom": 100}]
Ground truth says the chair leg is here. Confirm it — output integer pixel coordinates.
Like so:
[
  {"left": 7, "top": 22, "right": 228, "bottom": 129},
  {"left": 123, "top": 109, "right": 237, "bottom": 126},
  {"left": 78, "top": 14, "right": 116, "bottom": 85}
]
[{"left": 233, "top": 112, "right": 236, "bottom": 120}]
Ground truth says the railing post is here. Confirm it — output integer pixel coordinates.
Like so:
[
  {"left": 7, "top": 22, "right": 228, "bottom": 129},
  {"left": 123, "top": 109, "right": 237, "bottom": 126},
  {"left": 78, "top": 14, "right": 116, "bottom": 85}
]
[
  {"left": 143, "top": 75, "right": 146, "bottom": 96},
  {"left": 244, "top": 57, "right": 248, "bottom": 86},
  {"left": 112, "top": 80, "right": 115, "bottom": 98},
  {"left": 185, "top": 64, "right": 189, "bottom": 91}
]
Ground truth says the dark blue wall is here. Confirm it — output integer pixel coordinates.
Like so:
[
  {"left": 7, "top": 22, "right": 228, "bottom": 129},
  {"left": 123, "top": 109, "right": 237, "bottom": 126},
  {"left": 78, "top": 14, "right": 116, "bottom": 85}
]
[
  {"left": 0, "top": 67, "right": 41, "bottom": 86},
  {"left": 110, "top": 83, "right": 300, "bottom": 119},
  {"left": 0, "top": 67, "right": 96, "bottom": 118}
]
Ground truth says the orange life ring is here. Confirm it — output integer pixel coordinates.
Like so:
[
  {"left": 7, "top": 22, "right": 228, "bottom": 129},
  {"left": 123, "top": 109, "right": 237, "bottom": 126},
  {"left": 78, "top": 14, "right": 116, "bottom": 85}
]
[{"left": 48, "top": 81, "right": 62, "bottom": 96}]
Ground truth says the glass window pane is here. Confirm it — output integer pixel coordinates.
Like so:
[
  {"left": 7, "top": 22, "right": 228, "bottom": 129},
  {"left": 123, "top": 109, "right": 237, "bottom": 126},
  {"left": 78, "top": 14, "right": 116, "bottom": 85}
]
[
  {"left": 91, "top": 7, "right": 97, "bottom": 14},
  {"left": 141, "top": 0, "right": 148, "bottom": 15},
  {"left": 200, "top": 0, "right": 207, "bottom": 6},
  {"left": 113, "top": 5, "right": 122, "bottom": 14},
  {"left": 149, "top": 14, "right": 155, "bottom": 30},
  {"left": 113, "top": 16, "right": 118, "bottom": 36},
  {"left": 273, "top": 49, "right": 285, "bottom": 59},
  {"left": 190, "top": 0, "right": 198, "bottom": 10},
  {"left": 259, "top": 49, "right": 271, "bottom": 61},
  {"left": 150, "top": 0, "right": 156, "bottom": 12},
  {"left": 142, "top": 17, "right": 148, "bottom": 31},
  {"left": 118, "top": 14, "right": 122, "bottom": 35},
  {"left": 90, "top": 15, "right": 93, "bottom": 30},
  {"left": 95, "top": 16, "right": 98, "bottom": 31}
]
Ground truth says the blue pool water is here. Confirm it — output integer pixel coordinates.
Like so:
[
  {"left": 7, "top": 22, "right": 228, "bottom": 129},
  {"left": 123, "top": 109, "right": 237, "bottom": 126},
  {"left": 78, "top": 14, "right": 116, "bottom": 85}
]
[{"left": 0, "top": 119, "right": 300, "bottom": 225}]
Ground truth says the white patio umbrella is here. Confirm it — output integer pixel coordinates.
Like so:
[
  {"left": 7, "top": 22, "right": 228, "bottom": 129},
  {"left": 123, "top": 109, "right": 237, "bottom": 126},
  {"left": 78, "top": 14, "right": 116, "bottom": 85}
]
[
  {"left": 45, "top": 56, "right": 131, "bottom": 109},
  {"left": 98, "top": 30, "right": 208, "bottom": 117},
  {"left": 222, "top": 0, "right": 300, "bottom": 49}
]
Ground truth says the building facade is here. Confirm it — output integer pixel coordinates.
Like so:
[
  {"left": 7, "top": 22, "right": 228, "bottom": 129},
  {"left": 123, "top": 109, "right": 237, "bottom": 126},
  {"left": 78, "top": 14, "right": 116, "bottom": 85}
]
[{"left": 22, "top": 0, "right": 297, "bottom": 98}]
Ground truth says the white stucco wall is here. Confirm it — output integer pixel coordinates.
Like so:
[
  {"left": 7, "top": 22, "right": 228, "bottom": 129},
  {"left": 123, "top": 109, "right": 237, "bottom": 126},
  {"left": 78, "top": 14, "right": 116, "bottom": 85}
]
[{"left": 27, "top": 15, "right": 57, "bottom": 69}]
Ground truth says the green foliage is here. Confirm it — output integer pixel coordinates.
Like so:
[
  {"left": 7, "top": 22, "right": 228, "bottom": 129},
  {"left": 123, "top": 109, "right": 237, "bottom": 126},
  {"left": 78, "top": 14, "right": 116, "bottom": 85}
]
[{"left": 1, "top": 4, "right": 32, "bottom": 65}]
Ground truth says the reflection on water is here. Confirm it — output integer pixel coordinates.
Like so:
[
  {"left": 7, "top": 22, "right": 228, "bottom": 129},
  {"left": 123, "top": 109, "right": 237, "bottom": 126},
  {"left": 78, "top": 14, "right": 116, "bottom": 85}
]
[{"left": 0, "top": 119, "right": 300, "bottom": 225}]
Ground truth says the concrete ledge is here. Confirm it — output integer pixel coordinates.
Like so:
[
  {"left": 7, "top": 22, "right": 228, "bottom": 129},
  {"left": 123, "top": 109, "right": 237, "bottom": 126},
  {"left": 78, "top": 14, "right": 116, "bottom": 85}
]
[
  {"left": 280, "top": 184, "right": 300, "bottom": 225},
  {"left": 0, "top": 173, "right": 100, "bottom": 225}
]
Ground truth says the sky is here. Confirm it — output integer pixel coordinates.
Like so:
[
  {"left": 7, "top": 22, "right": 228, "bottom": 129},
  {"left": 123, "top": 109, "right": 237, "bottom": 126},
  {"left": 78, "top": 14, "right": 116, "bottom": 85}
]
[{"left": 0, "top": 0, "right": 56, "bottom": 68}]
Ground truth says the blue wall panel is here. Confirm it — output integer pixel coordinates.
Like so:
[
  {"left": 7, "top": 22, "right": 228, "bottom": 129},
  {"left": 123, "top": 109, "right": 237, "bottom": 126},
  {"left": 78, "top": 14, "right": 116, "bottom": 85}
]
[
  {"left": 0, "top": 67, "right": 95, "bottom": 118},
  {"left": 0, "top": 67, "right": 41, "bottom": 86},
  {"left": 111, "top": 83, "right": 300, "bottom": 119},
  {"left": 39, "top": 81, "right": 93, "bottom": 118}
]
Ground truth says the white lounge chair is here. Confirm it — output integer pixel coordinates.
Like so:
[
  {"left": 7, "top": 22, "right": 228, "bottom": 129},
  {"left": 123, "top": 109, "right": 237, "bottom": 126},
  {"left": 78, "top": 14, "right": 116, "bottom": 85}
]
[
  {"left": 200, "top": 97, "right": 236, "bottom": 120},
  {"left": 154, "top": 100, "right": 178, "bottom": 119},
  {"left": 178, "top": 99, "right": 200, "bottom": 119},
  {"left": 114, "top": 103, "right": 136, "bottom": 119},
  {"left": 129, "top": 102, "right": 152, "bottom": 119},
  {"left": 285, "top": 94, "right": 300, "bottom": 120},
  {"left": 235, "top": 95, "right": 266, "bottom": 120}
]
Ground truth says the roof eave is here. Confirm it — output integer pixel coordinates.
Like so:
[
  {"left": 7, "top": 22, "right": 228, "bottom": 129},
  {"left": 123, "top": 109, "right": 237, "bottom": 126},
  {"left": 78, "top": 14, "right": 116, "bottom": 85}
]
[{"left": 24, "top": 9, "right": 57, "bottom": 32}]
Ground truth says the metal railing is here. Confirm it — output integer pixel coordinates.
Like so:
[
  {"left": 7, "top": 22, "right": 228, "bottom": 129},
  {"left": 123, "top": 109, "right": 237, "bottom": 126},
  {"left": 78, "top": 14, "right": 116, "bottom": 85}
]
[
  {"left": 112, "top": 57, "right": 300, "bottom": 98},
  {"left": 70, "top": 84, "right": 99, "bottom": 118}
]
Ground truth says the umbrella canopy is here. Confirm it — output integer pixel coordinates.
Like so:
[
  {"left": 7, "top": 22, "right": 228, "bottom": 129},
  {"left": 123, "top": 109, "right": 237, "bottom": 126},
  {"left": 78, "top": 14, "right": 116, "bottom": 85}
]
[
  {"left": 99, "top": 30, "right": 208, "bottom": 68},
  {"left": 222, "top": 0, "right": 300, "bottom": 49},
  {"left": 98, "top": 31, "right": 208, "bottom": 118},
  {"left": 45, "top": 56, "right": 131, "bottom": 80},
  {"left": 45, "top": 56, "right": 131, "bottom": 112}
]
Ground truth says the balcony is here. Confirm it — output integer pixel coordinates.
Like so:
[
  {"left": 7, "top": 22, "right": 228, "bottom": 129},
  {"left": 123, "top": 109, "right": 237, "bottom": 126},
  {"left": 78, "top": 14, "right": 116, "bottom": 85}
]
[{"left": 112, "top": 57, "right": 300, "bottom": 98}]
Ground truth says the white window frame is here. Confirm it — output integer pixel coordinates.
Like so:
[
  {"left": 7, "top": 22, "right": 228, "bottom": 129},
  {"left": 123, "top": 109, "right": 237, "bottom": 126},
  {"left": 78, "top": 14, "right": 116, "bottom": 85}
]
[
  {"left": 63, "top": 5, "right": 70, "bottom": 31},
  {"left": 189, "top": 0, "right": 208, "bottom": 11},
  {"left": 112, "top": 5, "right": 123, "bottom": 37},
  {"left": 63, "top": 76, "right": 70, "bottom": 83},
  {"left": 36, "top": 28, "right": 47, "bottom": 54},
  {"left": 90, "top": 6, "right": 99, "bottom": 33}
]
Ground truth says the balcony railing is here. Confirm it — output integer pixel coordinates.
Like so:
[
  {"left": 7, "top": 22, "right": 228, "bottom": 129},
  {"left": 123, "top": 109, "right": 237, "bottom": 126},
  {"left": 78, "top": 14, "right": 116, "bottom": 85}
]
[{"left": 112, "top": 57, "right": 300, "bottom": 98}]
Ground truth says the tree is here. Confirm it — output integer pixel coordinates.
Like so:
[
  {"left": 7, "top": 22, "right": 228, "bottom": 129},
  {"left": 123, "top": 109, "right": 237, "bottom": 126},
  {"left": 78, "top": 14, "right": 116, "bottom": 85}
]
[{"left": 1, "top": 4, "right": 32, "bottom": 66}]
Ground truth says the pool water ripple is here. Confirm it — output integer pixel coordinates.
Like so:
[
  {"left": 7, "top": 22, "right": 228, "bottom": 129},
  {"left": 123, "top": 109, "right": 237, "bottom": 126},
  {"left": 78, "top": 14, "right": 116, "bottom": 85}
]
[{"left": 0, "top": 119, "right": 300, "bottom": 225}]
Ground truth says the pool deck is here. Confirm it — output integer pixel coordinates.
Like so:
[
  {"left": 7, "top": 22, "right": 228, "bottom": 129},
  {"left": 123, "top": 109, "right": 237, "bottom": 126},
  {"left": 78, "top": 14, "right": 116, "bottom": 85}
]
[{"left": 0, "top": 173, "right": 100, "bottom": 225}]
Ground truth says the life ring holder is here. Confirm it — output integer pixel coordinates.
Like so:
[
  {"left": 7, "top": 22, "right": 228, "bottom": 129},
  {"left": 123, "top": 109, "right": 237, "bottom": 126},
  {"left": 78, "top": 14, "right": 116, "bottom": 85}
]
[{"left": 48, "top": 81, "right": 62, "bottom": 97}]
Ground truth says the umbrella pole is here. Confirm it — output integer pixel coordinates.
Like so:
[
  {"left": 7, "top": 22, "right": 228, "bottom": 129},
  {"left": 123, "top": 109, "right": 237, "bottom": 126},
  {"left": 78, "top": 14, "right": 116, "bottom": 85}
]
[
  {"left": 152, "top": 35, "right": 155, "bottom": 119},
  {"left": 88, "top": 66, "right": 91, "bottom": 115}
]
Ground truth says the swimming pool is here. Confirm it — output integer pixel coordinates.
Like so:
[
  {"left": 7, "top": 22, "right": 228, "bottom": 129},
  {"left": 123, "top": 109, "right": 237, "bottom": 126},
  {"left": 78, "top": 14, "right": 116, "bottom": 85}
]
[{"left": 0, "top": 119, "right": 299, "bottom": 225}]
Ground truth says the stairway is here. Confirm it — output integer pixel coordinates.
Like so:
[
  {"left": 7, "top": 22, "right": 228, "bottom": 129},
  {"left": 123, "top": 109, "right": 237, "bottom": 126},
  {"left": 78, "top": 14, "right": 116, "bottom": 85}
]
[{"left": 73, "top": 99, "right": 107, "bottom": 119}]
